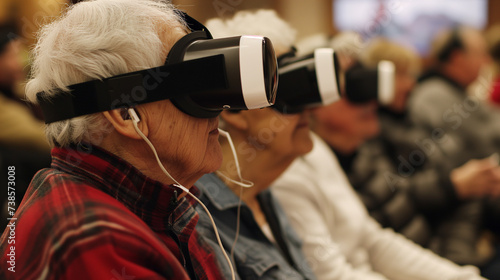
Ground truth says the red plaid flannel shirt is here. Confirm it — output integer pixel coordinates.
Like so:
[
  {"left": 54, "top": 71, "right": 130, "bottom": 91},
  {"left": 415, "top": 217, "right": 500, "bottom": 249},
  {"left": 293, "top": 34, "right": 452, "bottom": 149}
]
[{"left": 0, "top": 144, "right": 222, "bottom": 280}]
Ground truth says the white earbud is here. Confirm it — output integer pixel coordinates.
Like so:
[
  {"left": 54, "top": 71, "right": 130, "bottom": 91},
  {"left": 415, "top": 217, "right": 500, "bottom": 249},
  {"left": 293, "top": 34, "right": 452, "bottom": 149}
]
[{"left": 128, "top": 108, "right": 141, "bottom": 123}]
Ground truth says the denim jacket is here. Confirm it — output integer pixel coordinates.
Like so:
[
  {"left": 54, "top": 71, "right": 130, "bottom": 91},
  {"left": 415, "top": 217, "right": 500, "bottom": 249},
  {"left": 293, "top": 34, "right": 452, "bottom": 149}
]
[{"left": 195, "top": 173, "right": 316, "bottom": 280}]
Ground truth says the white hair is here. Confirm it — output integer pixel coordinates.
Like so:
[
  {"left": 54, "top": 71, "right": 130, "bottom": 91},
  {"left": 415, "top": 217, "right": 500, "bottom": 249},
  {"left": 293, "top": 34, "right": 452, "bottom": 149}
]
[
  {"left": 205, "top": 10, "right": 296, "bottom": 55},
  {"left": 295, "top": 33, "right": 329, "bottom": 56},
  {"left": 26, "top": 0, "right": 186, "bottom": 147},
  {"left": 329, "top": 31, "right": 364, "bottom": 59}
]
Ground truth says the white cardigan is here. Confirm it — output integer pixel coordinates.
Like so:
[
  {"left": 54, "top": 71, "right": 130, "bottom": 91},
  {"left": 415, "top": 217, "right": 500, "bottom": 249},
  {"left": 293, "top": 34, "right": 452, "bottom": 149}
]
[{"left": 271, "top": 132, "right": 484, "bottom": 280}]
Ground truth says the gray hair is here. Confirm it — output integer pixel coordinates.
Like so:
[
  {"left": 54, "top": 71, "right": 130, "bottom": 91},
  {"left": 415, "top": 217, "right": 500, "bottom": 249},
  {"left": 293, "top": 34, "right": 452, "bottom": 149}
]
[
  {"left": 205, "top": 9, "right": 296, "bottom": 55},
  {"left": 26, "top": 0, "right": 186, "bottom": 147},
  {"left": 329, "top": 31, "right": 364, "bottom": 60}
]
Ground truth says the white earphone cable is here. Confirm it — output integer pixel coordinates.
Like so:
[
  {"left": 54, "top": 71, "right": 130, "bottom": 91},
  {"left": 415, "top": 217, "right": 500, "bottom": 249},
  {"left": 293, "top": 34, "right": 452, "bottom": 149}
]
[
  {"left": 128, "top": 109, "right": 236, "bottom": 280},
  {"left": 216, "top": 129, "right": 253, "bottom": 188},
  {"left": 216, "top": 128, "right": 254, "bottom": 261}
]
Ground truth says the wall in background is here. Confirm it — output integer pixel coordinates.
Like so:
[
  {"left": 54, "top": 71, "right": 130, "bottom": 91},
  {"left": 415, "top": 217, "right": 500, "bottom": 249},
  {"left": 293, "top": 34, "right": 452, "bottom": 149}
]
[
  {"left": 172, "top": 0, "right": 498, "bottom": 42},
  {"left": 171, "top": 0, "right": 333, "bottom": 41},
  {"left": 488, "top": 0, "right": 500, "bottom": 27}
]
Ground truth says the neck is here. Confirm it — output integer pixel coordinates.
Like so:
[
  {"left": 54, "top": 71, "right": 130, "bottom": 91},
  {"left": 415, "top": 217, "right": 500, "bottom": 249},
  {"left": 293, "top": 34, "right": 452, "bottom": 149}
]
[{"left": 217, "top": 134, "right": 295, "bottom": 204}]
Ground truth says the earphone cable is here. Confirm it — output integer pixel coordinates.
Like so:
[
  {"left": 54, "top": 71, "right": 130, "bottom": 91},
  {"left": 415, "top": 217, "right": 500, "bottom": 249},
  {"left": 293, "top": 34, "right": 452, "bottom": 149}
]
[{"left": 128, "top": 109, "right": 236, "bottom": 280}]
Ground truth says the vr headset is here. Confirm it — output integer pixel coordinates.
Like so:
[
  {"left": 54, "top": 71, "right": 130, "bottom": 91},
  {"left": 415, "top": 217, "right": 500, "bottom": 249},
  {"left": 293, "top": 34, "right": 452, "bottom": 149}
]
[
  {"left": 37, "top": 11, "right": 278, "bottom": 123},
  {"left": 344, "top": 60, "right": 395, "bottom": 106},
  {"left": 274, "top": 48, "right": 341, "bottom": 114}
]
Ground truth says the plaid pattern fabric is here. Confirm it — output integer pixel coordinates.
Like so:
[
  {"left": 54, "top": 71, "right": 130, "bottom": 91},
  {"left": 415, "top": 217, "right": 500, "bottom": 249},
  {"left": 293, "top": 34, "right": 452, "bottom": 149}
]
[{"left": 0, "top": 144, "right": 221, "bottom": 280}]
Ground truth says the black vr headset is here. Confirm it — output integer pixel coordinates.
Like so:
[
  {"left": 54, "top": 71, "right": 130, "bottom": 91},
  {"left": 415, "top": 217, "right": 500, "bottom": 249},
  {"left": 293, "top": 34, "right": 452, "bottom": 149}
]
[
  {"left": 37, "top": 11, "right": 278, "bottom": 123},
  {"left": 274, "top": 48, "right": 341, "bottom": 114},
  {"left": 344, "top": 60, "right": 396, "bottom": 106}
]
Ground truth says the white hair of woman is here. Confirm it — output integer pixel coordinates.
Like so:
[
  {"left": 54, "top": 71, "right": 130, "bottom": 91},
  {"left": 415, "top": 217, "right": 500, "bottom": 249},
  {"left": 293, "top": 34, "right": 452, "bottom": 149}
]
[
  {"left": 329, "top": 31, "right": 365, "bottom": 71},
  {"left": 329, "top": 31, "right": 364, "bottom": 59},
  {"left": 205, "top": 9, "right": 296, "bottom": 55},
  {"left": 25, "top": 0, "right": 186, "bottom": 147}
]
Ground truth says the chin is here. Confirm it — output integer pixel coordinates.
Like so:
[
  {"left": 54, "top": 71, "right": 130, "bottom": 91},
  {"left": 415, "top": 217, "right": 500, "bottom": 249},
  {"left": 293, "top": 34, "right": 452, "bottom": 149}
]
[
  {"left": 293, "top": 133, "right": 314, "bottom": 156},
  {"left": 301, "top": 139, "right": 314, "bottom": 154},
  {"left": 203, "top": 142, "right": 223, "bottom": 174}
]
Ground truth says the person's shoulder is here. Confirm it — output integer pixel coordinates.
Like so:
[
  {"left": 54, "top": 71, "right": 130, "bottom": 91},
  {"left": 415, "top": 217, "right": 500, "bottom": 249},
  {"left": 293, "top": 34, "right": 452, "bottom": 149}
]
[
  {"left": 29, "top": 167, "right": 132, "bottom": 213},
  {"left": 14, "top": 167, "right": 154, "bottom": 248},
  {"left": 1, "top": 168, "right": 183, "bottom": 279},
  {"left": 413, "top": 77, "right": 460, "bottom": 101}
]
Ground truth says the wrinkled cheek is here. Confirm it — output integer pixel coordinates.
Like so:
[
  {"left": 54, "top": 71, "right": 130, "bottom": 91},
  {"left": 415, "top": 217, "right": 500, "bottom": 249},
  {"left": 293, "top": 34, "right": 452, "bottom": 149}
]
[
  {"left": 296, "top": 133, "right": 314, "bottom": 155},
  {"left": 170, "top": 141, "right": 193, "bottom": 169},
  {"left": 206, "top": 135, "right": 223, "bottom": 170},
  {"left": 364, "top": 120, "right": 380, "bottom": 138},
  {"left": 188, "top": 135, "right": 223, "bottom": 175},
  {"left": 329, "top": 121, "right": 354, "bottom": 134},
  {"left": 245, "top": 125, "right": 277, "bottom": 151},
  {"left": 275, "top": 129, "right": 303, "bottom": 157},
  {"left": 256, "top": 128, "right": 278, "bottom": 147}
]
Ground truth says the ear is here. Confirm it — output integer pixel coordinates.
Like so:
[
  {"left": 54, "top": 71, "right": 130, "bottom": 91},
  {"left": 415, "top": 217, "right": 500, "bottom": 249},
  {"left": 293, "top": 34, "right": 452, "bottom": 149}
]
[
  {"left": 220, "top": 111, "right": 249, "bottom": 131},
  {"left": 102, "top": 108, "right": 149, "bottom": 140}
]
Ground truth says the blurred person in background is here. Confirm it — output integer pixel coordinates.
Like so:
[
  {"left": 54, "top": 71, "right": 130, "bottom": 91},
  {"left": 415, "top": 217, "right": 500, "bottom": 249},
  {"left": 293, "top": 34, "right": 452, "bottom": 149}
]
[
  {"left": 329, "top": 31, "right": 364, "bottom": 73},
  {"left": 313, "top": 32, "right": 380, "bottom": 170},
  {"left": 343, "top": 38, "right": 500, "bottom": 279},
  {"left": 0, "top": 0, "right": 64, "bottom": 232},
  {"left": 0, "top": 24, "right": 50, "bottom": 230},
  {"left": 271, "top": 33, "right": 487, "bottom": 280},
  {"left": 0, "top": 0, "right": 64, "bottom": 47},
  {"left": 408, "top": 26, "right": 498, "bottom": 168},
  {"left": 407, "top": 27, "right": 500, "bottom": 279},
  {"left": 0, "top": 24, "right": 48, "bottom": 151},
  {"left": 194, "top": 10, "right": 317, "bottom": 280},
  {"left": 486, "top": 24, "right": 500, "bottom": 106}
]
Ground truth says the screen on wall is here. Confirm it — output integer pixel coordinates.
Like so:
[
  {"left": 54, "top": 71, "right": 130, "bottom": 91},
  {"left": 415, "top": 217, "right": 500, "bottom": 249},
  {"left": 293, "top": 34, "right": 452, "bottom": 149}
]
[{"left": 333, "top": 0, "right": 488, "bottom": 54}]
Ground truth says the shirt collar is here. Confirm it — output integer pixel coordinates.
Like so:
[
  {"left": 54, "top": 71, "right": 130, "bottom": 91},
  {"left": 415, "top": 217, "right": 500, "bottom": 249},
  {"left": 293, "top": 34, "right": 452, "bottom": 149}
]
[{"left": 51, "top": 143, "right": 199, "bottom": 233}]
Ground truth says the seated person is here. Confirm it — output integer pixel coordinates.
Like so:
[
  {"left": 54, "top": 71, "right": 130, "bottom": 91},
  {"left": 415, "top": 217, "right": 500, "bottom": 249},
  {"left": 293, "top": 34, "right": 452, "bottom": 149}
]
[
  {"left": 486, "top": 24, "right": 500, "bottom": 106},
  {"left": 0, "top": 0, "right": 277, "bottom": 278},
  {"left": 271, "top": 37, "right": 487, "bottom": 280},
  {"left": 0, "top": 24, "right": 51, "bottom": 229},
  {"left": 195, "top": 10, "right": 317, "bottom": 280},
  {"left": 344, "top": 38, "right": 500, "bottom": 271},
  {"left": 408, "top": 26, "right": 499, "bottom": 168}
]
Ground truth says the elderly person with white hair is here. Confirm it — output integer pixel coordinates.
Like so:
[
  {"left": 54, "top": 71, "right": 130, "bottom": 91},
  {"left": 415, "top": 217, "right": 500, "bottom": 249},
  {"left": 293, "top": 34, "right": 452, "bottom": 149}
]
[
  {"left": 0, "top": 0, "right": 278, "bottom": 279},
  {"left": 271, "top": 36, "right": 488, "bottom": 280},
  {"left": 194, "top": 10, "right": 318, "bottom": 280}
]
